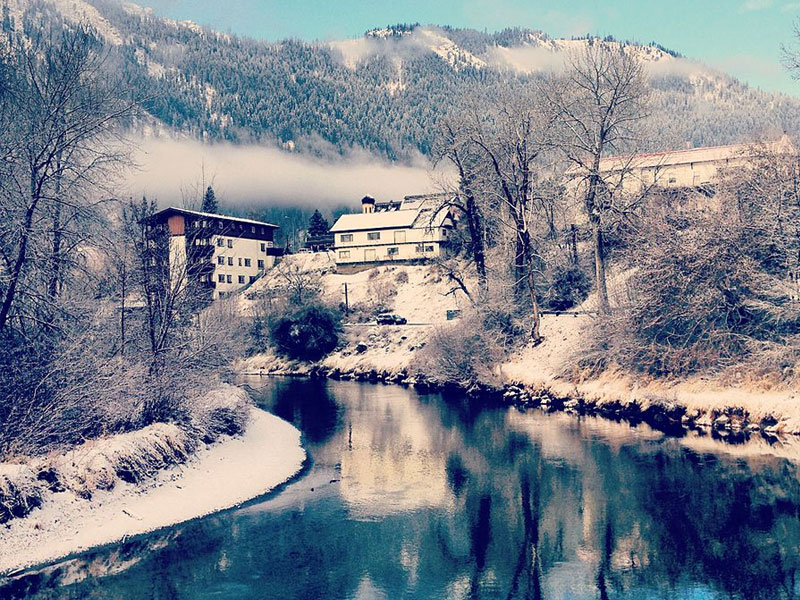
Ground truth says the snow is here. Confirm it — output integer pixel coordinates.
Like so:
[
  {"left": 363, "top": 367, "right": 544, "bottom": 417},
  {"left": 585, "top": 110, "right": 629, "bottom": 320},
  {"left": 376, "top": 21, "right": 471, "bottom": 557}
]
[
  {"left": 0, "top": 407, "right": 305, "bottom": 575},
  {"left": 48, "top": 0, "right": 123, "bottom": 46}
]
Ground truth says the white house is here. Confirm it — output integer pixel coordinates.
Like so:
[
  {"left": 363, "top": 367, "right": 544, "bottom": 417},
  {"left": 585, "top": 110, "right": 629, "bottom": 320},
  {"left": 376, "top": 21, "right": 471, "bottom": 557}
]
[{"left": 330, "top": 194, "right": 454, "bottom": 270}]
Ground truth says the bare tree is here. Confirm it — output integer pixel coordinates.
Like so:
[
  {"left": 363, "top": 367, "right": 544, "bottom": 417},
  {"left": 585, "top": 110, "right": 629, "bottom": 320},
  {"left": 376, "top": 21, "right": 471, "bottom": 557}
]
[
  {"left": 542, "top": 43, "right": 650, "bottom": 313},
  {"left": 0, "top": 26, "right": 135, "bottom": 334},
  {"left": 436, "top": 95, "right": 561, "bottom": 341}
]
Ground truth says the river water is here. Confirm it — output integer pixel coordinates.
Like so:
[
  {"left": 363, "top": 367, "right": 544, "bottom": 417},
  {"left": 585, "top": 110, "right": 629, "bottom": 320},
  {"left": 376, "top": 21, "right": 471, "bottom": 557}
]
[{"left": 4, "top": 377, "right": 800, "bottom": 599}]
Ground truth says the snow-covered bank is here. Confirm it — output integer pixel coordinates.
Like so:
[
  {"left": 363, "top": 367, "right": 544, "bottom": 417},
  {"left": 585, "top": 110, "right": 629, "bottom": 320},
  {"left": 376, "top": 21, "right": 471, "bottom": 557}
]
[
  {"left": 0, "top": 407, "right": 305, "bottom": 576},
  {"left": 241, "top": 254, "right": 800, "bottom": 439}
]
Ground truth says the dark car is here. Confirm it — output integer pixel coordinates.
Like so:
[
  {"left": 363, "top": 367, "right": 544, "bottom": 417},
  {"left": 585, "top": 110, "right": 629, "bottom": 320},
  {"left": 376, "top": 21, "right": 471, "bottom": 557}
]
[{"left": 376, "top": 313, "right": 407, "bottom": 325}]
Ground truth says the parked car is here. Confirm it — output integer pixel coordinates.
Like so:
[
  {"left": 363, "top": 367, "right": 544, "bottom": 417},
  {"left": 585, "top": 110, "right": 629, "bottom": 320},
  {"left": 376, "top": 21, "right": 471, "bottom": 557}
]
[{"left": 376, "top": 313, "right": 407, "bottom": 325}]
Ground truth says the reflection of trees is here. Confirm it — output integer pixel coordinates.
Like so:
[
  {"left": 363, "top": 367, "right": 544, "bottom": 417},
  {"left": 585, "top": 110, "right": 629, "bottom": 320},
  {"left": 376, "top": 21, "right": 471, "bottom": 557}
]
[
  {"left": 506, "top": 468, "right": 542, "bottom": 600},
  {"left": 253, "top": 378, "right": 341, "bottom": 444},
  {"left": 14, "top": 381, "right": 800, "bottom": 599}
]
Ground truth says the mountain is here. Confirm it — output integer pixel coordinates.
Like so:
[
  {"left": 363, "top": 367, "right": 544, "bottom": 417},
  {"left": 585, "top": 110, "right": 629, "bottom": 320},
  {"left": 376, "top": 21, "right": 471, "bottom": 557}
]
[{"left": 4, "top": 0, "right": 800, "bottom": 161}]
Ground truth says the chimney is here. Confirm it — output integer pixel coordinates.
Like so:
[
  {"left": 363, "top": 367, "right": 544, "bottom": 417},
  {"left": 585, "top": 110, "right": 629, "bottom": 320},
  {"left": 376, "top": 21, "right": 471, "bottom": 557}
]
[{"left": 361, "top": 195, "right": 376, "bottom": 214}]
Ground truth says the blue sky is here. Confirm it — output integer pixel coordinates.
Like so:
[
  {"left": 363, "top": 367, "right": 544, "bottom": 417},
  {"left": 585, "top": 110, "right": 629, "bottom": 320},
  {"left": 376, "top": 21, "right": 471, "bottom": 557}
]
[{"left": 139, "top": 0, "right": 800, "bottom": 95}]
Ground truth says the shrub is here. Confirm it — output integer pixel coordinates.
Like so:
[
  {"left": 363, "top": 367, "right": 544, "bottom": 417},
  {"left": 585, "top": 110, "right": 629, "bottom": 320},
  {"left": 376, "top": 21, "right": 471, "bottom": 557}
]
[
  {"left": 542, "top": 265, "right": 591, "bottom": 311},
  {"left": 270, "top": 304, "right": 342, "bottom": 361},
  {"left": 414, "top": 314, "right": 504, "bottom": 387},
  {"left": 395, "top": 270, "right": 409, "bottom": 284},
  {"left": 582, "top": 195, "right": 800, "bottom": 378},
  {"left": 0, "top": 465, "right": 42, "bottom": 524}
]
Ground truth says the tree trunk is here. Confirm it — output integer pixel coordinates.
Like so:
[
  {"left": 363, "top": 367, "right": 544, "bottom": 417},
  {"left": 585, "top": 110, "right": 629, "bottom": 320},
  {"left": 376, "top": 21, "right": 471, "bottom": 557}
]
[
  {"left": 0, "top": 172, "right": 40, "bottom": 332},
  {"left": 47, "top": 153, "right": 64, "bottom": 299},
  {"left": 463, "top": 188, "right": 487, "bottom": 291},
  {"left": 592, "top": 222, "right": 610, "bottom": 313}
]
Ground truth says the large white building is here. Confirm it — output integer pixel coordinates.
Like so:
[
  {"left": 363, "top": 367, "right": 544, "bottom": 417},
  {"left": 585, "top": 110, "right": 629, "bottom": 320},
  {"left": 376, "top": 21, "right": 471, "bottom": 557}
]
[
  {"left": 144, "top": 207, "right": 280, "bottom": 300},
  {"left": 330, "top": 195, "right": 454, "bottom": 270},
  {"left": 580, "top": 136, "right": 795, "bottom": 196}
]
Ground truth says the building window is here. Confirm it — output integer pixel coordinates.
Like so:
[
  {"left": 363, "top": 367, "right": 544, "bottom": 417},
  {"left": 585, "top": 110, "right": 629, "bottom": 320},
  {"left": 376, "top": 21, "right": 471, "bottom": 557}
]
[
  {"left": 260, "top": 227, "right": 265, "bottom": 234},
  {"left": 340, "top": 234, "right": 353, "bottom": 243},
  {"left": 425, "top": 245, "right": 434, "bottom": 252},
  {"left": 258, "top": 259, "right": 265, "bottom": 269},
  {"left": 387, "top": 247, "right": 399, "bottom": 256},
  {"left": 238, "top": 275, "right": 245, "bottom": 284},
  {"left": 260, "top": 243, "right": 265, "bottom": 251},
  {"left": 251, "top": 226, "right": 255, "bottom": 233},
  {"left": 216, "top": 238, "right": 223, "bottom": 247},
  {"left": 228, "top": 257, "right": 233, "bottom": 266},
  {"left": 226, "top": 275, "right": 232, "bottom": 283},
  {"left": 394, "top": 231, "right": 406, "bottom": 243},
  {"left": 218, "top": 274, "right": 225, "bottom": 283},
  {"left": 416, "top": 244, "right": 425, "bottom": 253},
  {"left": 249, "top": 276, "right": 257, "bottom": 283},
  {"left": 244, "top": 258, "right": 251, "bottom": 267},
  {"left": 339, "top": 250, "right": 350, "bottom": 259},
  {"left": 367, "top": 232, "right": 380, "bottom": 241},
  {"left": 227, "top": 239, "right": 233, "bottom": 248},
  {"left": 238, "top": 257, "right": 242, "bottom": 266},
  {"left": 218, "top": 221, "right": 223, "bottom": 229},
  {"left": 217, "top": 256, "right": 225, "bottom": 265}
]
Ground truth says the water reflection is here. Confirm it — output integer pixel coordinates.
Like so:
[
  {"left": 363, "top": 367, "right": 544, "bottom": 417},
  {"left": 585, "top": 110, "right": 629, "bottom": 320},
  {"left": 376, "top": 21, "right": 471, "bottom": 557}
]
[{"left": 4, "top": 378, "right": 800, "bottom": 599}]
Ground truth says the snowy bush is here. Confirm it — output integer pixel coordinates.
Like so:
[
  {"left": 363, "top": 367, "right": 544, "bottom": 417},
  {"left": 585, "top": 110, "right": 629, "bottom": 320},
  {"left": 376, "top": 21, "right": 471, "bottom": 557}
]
[
  {"left": 0, "top": 464, "right": 42, "bottom": 523},
  {"left": 186, "top": 384, "right": 252, "bottom": 443},
  {"left": 414, "top": 313, "right": 505, "bottom": 388},
  {"left": 270, "top": 304, "right": 342, "bottom": 361}
]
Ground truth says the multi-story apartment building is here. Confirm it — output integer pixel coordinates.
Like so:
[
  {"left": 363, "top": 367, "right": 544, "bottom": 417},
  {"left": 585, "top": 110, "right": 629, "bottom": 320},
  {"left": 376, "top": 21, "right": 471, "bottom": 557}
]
[
  {"left": 143, "top": 207, "right": 280, "bottom": 300},
  {"left": 330, "top": 194, "right": 454, "bottom": 271}
]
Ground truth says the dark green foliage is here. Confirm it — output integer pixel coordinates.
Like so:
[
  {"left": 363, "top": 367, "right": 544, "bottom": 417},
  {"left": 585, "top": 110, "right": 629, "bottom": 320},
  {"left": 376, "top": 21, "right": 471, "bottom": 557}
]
[
  {"left": 542, "top": 265, "right": 591, "bottom": 311},
  {"left": 307, "top": 209, "right": 330, "bottom": 237},
  {"left": 17, "top": 0, "right": 800, "bottom": 160},
  {"left": 202, "top": 185, "right": 218, "bottom": 213},
  {"left": 270, "top": 304, "right": 342, "bottom": 361}
]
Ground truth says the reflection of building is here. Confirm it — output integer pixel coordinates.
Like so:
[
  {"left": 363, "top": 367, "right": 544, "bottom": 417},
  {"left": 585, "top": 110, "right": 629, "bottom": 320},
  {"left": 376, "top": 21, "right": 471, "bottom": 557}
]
[
  {"left": 143, "top": 207, "right": 280, "bottom": 300},
  {"left": 330, "top": 194, "right": 454, "bottom": 271}
]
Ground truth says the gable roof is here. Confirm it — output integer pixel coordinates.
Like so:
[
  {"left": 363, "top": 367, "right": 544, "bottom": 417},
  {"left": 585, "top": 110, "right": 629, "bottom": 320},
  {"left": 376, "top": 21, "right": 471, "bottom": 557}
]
[
  {"left": 330, "top": 210, "right": 419, "bottom": 233},
  {"left": 330, "top": 194, "right": 453, "bottom": 233},
  {"left": 148, "top": 207, "right": 279, "bottom": 229}
]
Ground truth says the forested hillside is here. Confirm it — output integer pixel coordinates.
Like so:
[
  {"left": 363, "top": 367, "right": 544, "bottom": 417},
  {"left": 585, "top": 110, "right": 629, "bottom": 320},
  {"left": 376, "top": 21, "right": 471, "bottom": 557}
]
[{"left": 4, "top": 0, "right": 800, "bottom": 161}]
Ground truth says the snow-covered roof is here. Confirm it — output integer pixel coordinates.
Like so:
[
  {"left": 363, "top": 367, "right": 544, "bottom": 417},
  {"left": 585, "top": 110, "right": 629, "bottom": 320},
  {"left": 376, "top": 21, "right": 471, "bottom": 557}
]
[
  {"left": 330, "top": 194, "right": 452, "bottom": 233},
  {"left": 149, "top": 207, "right": 279, "bottom": 229},
  {"left": 597, "top": 137, "right": 794, "bottom": 173},
  {"left": 330, "top": 210, "right": 419, "bottom": 233}
]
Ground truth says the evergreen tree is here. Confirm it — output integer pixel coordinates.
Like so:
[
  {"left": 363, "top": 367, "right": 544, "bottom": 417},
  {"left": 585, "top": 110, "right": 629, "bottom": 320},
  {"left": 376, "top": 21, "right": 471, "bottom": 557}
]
[
  {"left": 202, "top": 186, "right": 218, "bottom": 214},
  {"left": 308, "top": 209, "right": 330, "bottom": 236}
]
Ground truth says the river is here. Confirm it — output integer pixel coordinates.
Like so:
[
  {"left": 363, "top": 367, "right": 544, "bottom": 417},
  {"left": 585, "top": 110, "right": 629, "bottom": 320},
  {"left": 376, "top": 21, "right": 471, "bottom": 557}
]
[{"left": 3, "top": 377, "right": 800, "bottom": 599}]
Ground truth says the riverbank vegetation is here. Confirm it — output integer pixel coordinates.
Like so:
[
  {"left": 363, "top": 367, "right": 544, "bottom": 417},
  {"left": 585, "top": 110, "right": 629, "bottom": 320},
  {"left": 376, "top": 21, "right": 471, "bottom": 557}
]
[{"left": 0, "top": 22, "right": 252, "bottom": 515}]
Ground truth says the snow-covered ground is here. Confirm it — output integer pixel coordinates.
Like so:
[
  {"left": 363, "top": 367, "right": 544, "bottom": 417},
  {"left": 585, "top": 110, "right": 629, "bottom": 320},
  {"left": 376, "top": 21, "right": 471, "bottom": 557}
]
[
  {"left": 243, "top": 254, "right": 800, "bottom": 436},
  {"left": 238, "top": 252, "right": 470, "bottom": 375},
  {"left": 0, "top": 407, "right": 305, "bottom": 575}
]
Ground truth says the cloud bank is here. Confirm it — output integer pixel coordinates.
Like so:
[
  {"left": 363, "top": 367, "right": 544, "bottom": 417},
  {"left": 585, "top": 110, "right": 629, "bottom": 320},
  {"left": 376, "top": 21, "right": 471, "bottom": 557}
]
[{"left": 126, "top": 138, "right": 439, "bottom": 209}]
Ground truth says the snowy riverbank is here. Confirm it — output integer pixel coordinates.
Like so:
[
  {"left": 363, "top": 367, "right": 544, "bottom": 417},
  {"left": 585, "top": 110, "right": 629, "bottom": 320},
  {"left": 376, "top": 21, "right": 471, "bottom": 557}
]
[
  {"left": 239, "top": 254, "right": 800, "bottom": 439},
  {"left": 0, "top": 407, "right": 305, "bottom": 575},
  {"left": 242, "top": 311, "right": 800, "bottom": 439}
]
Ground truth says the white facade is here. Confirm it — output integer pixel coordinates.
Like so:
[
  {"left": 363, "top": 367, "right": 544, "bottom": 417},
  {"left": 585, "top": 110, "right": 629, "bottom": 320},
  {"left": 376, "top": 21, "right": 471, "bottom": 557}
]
[
  {"left": 330, "top": 196, "right": 453, "bottom": 267},
  {"left": 573, "top": 137, "right": 795, "bottom": 197},
  {"left": 210, "top": 235, "right": 276, "bottom": 298},
  {"left": 151, "top": 207, "right": 279, "bottom": 301}
]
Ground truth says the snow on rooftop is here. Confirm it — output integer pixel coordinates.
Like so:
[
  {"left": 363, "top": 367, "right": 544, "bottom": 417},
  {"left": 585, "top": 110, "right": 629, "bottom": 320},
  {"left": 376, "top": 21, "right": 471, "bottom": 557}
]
[
  {"left": 153, "top": 207, "right": 279, "bottom": 229},
  {"left": 330, "top": 210, "right": 419, "bottom": 233}
]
